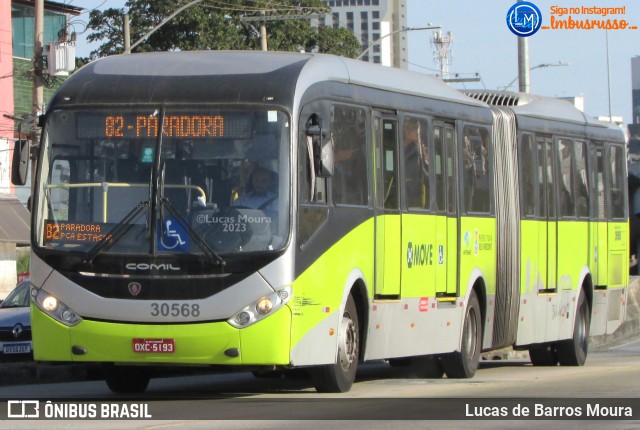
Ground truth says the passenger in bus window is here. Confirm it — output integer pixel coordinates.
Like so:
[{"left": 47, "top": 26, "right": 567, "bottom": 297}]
[
  {"left": 404, "top": 119, "right": 429, "bottom": 208},
  {"left": 233, "top": 167, "right": 278, "bottom": 211}
]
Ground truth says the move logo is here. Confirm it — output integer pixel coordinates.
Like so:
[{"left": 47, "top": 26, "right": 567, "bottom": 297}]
[
  {"left": 407, "top": 242, "right": 433, "bottom": 268},
  {"left": 506, "top": 2, "right": 542, "bottom": 37}
]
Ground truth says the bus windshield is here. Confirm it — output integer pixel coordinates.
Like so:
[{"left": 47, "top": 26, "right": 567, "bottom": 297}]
[{"left": 35, "top": 108, "right": 290, "bottom": 257}]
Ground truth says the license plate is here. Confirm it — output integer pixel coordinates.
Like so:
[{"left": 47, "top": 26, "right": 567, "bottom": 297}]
[
  {"left": 132, "top": 338, "right": 175, "bottom": 353},
  {"left": 3, "top": 342, "right": 32, "bottom": 354}
]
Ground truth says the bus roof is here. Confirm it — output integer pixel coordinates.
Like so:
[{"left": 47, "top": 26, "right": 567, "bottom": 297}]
[
  {"left": 465, "top": 90, "right": 625, "bottom": 142},
  {"left": 49, "top": 51, "right": 488, "bottom": 112}
]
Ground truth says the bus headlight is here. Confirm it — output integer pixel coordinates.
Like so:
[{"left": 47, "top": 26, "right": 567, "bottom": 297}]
[
  {"left": 227, "top": 286, "right": 292, "bottom": 328},
  {"left": 32, "top": 288, "right": 82, "bottom": 326}
]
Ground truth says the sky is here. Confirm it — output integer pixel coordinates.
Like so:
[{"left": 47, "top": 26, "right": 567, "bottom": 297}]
[
  {"left": 406, "top": 1, "right": 640, "bottom": 124},
  {"left": 68, "top": 0, "right": 640, "bottom": 124}
]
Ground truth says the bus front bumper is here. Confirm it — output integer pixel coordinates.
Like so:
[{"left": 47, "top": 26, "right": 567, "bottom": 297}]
[{"left": 30, "top": 304, "right": 292, "bottom": 366}]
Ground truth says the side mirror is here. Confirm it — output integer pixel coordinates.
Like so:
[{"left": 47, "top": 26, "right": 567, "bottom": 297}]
[
  {"left": 305, "top": 114, "right": 333, "bottom": 178},
  {"left": 11, "top": 140, "right": 29, "bottom": 186}
]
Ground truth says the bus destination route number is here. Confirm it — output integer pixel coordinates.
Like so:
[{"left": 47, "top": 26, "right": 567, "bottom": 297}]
[{"left": 132, "top": 338, "right": 175, "bottom": 353}]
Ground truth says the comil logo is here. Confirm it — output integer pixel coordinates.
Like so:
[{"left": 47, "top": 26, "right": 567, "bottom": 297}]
[{"left": 507, "top": 2, "right": 542, "bottom": 37}]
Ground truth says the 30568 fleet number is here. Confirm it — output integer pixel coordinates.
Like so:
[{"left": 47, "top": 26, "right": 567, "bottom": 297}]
[{"left": 150, "top": 303, "right": 200, "bottom": 317}]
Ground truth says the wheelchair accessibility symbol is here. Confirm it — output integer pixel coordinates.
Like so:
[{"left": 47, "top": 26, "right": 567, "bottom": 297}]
[{"left": 158, "top": 218, "right": 189, "bottom": 251}]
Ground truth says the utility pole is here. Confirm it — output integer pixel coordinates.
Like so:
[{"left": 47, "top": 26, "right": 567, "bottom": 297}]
[
  {"left": 260, "top": 11, "right": 267, "bottom": 51},
  {"left": 239, "top": 13, "right": 323, "bottom": 52},
  {"left": 33, "top": 0, "right": 44, "bottom": 117},
  {"left": 517, "top": 0, "right": 530, "bottom": 93},
  {"left": 31, "top": 0, "right": 44, "bottom": 189},
  {"left": 517, "top": 36, "right": 530, "bottom": 93},
  {"left": 124, "top": 14, "right": 131, "bottom": 54}
]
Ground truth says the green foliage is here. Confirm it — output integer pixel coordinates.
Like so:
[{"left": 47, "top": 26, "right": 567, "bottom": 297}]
[
  {"left": 85, "top": 0, "right": 360, "bottom": 59},
  {"left": 16, "top": 248, "right": 30, "bottom": 275}
]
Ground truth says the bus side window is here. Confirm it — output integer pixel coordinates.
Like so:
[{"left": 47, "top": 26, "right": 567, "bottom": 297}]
[
  {"left": 462, "top": 125, "right": 491, "bottom": 214},
  {"left": 434, "top": 126, "right": 445, "bottom": 212},
  {"left": 332, "top": 105, "right": 368, "bottom": 206},
  {"left": 608, "top": 145, "right": 626, "bottom": 219},
  {"left": 574, "top": 141, "right": 590, "bottom": 218},
  {"left": 403, "top": 116, "right": 431, "bottom": 210},
  {"left": 557, "top": 139, "right": 576, "bottom": 218},
  {"left": 519, "top": 134, "right": 537, "bottom": 218},
  {"left": 590, "top": 146, "right": 606, "bottom": 220}
]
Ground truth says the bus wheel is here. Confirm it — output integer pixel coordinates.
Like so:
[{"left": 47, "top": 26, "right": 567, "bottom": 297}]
[
  {"left": 442, "top": 291, "right": 482, "bottom": 378},
  {"left": 105, "top": 366, "right": 151, "bottom": 393},
  {"left": 556, "top": 290, "right": 590, "bottom": 366},
  {"left": 528, "top": 344, "right": 558, "bottom": 366},
  {"left": 310, "top": 295, "right": 360, "bottom": 393}
]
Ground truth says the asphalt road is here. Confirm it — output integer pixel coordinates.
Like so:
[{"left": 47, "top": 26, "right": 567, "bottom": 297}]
[{"left": 0, "top": 339, "right": 639, "bottom": 429}]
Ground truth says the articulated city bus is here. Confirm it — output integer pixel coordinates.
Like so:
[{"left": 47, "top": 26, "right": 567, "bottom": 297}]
[{"left": 13, "top": 51, "right": 628, "bottom": 393}]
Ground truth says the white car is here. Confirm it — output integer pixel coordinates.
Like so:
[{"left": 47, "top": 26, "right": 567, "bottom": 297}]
[{"left": 0, "top": 280, "right": 32, "bottom": 359}]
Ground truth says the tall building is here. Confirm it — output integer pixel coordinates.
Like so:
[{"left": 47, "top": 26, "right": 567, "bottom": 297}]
[
  {"left": 320, "top": 0, "right": 408, "bottom": 69},
  {"left": 628, "top": 57, "right": 640, "bottom": 260},
  {"left": 632, "top": 56, "right": 640, "bottom": 125}
]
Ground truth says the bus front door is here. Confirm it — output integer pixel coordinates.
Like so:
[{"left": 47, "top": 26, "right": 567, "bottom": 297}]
[
  {"left": 373, "top": 114, "right": 401, "bottom": 297},
  {"left": 434, "top": 122, "right": 458, "bottom": 298}
]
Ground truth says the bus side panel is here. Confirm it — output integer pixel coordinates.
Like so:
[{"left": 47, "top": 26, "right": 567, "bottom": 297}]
[
  {"left": 516, "top": 221, "right": 589, "bottom": 345},
  {"left": 592, "top": 221, "right": 628, "bottom": 337},
  {"left": 517, "top": 219, "right": 547, "bottom": 344},
  {"left": 605, "top": 221, "right": 629, "bottom": 334},
  {"left": 458, "top": 217, "right": 497, "bottom": 298},
  {"left": 289, "top": 219, "right": 374, "bottom": 366},
  {"left": 459, "top": 216, "right": 497, "bottom": 351},
  {"left": 400, "top": 213, "right": 437, "bottom": 299}
]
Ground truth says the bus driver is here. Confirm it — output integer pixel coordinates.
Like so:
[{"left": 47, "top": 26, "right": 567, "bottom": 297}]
[{"left": 234, "top": 167, "right": 278, "bottom": 211}]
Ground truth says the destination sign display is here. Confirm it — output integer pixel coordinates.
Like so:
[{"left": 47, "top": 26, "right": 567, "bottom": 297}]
[
  {"left": 44, "top": 220, "right": 113, "bottom": 245},
  {"left": 76, "top": 112, "right": 253, "bottom": 140}
]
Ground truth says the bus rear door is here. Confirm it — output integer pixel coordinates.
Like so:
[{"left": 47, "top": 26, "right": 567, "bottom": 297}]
[
  {"left": 538, "top": 136, "right": 558, "bottom": 292},
  {"left": 589, "top": 145, "right": 607, "bottom": 287},
  {"left": 434, "top": 122, "right": 458, "bottom": 297}
]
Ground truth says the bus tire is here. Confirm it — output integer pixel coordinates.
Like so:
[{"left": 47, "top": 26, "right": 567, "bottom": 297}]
[
  {"left": 556, "top": 290, "right": 590, "bottom": 366},
  {"left": 528, "top": 344, "right": 558, "bottom": 366},
  {"left": 105, "top": 366, "right": 151, "bottom": 394},
  {"left": 310, "top": 295, "right": 360, "bottom": 393},
  {"left": 442, "top": 291, "right": 482, "bottom": 379}
]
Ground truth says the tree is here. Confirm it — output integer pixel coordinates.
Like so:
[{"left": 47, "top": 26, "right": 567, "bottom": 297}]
[{"left": 84, "top": 0, "right": 360, "bottom": 59}]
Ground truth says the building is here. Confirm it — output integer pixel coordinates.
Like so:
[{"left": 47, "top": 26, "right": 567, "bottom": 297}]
[
  {"left": 628, "top": 56, "right": 640, "bottom": 267},
  {"left": 0, "top": 1, "right": 81, "bottom": 292},
  {"left": 4, "top": 1, "right": 81, "bottom": 203},
  {"left": 0, "top": 193, "right": 30, "bottom": 298},
  {"left": 320, "top": 0, "right": 408, "bottom": 69}
]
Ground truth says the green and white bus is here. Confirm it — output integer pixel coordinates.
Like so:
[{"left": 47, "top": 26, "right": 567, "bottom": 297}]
[{"left": 13, "top": 51, "right": 628, "bottom": 393}]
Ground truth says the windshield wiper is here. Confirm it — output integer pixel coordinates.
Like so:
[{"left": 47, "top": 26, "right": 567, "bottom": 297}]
[
  {"left": 83, "top": 201, "right": 150, "bottom": 265},
  {"left": 157, "top": 162, "right": 225, "bottom": 267},
  {"left": 160, "top": 197, "right": 226, "bottom": 267}
]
